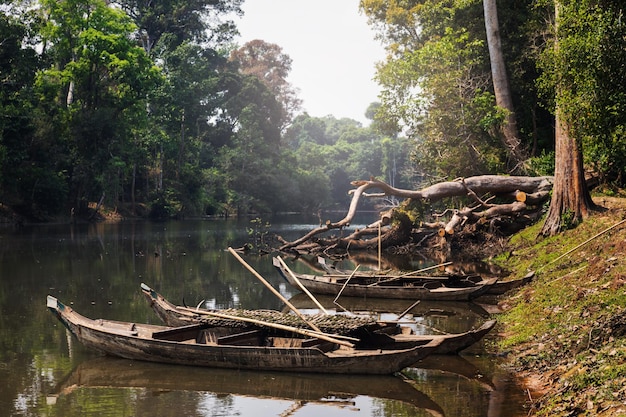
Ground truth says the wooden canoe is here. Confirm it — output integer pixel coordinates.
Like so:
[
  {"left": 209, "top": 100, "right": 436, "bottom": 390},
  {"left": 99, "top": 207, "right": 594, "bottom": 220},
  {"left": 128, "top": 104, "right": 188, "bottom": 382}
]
[
  {"left": 47, "top": 295, "right": 440, "bottom": 374},
  {"left": 314, "top": 258, "right": 534, "bottom": 296},
  {"left": 273, "top": 257, "right": 498, "bottom": 301},
  {"left": 140, "top": 283, "right": 496, "bottom": 355}
]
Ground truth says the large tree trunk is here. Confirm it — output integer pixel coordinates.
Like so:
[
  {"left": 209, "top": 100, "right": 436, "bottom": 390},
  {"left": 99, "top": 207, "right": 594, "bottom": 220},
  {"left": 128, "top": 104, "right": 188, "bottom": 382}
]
[
  {"left": 540, "top": 1, "right": 597, "bottom": 236},
  {"left": 540, "top": 107, "right": 596, "bottom": 235},
  {"left": 483, "top": 0, "right": 526, "bottom": 172}
]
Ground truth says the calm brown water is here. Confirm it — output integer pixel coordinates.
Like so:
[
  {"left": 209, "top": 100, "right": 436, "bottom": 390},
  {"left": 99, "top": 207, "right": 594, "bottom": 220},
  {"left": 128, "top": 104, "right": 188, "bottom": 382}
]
[{"left": 0, "top": 217, "right": 529, "bottom": 417}]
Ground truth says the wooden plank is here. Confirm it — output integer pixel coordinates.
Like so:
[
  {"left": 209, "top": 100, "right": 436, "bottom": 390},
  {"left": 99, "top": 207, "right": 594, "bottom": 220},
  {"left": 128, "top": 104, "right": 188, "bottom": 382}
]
[
  {"left": 216, "top": 329, "right": 264, "bottom": 346},
  {"left": 152, "top": 323, "right": 209, "bottom": 341}
]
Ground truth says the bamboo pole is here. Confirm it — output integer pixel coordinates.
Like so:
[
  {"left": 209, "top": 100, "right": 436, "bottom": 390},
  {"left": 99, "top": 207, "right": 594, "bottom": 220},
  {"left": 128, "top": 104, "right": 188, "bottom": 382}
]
[
  {"left": 177, "top": 306, "right": 355, "bottom": 348},
  {"left": 227, "top": 247, "right": 322, "bottom": 333},
  {"left": 397, "top": 300, "right": 421, "bottom": 320},
  {"left": 333, "top": 264, "right": 360, "bottom": 306},
  {"left": 367, "top": 261, "right": 455, "bottom": 287},
  {"left": 397, "top": 262, "right": 454, "bottom": 278},
  {"left": 275, "top": 256, "right": 329, "bottom": 315},
  {"left": 378, "top": 222, "right": 382, "bottom": 270},
  {"left": 539, "top": 218, "right": 626, "bottom": 272}
]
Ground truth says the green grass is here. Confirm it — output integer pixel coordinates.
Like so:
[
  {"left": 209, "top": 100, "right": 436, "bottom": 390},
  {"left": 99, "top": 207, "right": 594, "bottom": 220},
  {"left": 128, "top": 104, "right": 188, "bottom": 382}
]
[{"left": 492, "top": 202, "right": 626, "bottom": 416}]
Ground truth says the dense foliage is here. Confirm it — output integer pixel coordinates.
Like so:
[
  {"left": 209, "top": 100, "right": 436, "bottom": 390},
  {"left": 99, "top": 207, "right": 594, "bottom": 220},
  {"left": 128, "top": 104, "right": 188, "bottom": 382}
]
[
  {"left": 361, "top": 0, "right": 626, "bottom": 188},
  {"left": 0, "top": 0, "right": 406, "bottom": 220},
  {"left": 1, "top": 0, "right": 625, "bottom": 221}
]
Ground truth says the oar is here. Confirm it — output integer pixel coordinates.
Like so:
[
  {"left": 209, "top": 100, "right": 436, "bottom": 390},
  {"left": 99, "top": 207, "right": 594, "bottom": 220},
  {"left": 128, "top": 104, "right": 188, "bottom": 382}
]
[
  {"left": 227, "top": 247, "right": 322, "bottom": 333},
  {"left": 275, "top": 256, "right": 329, "bottom": 315},
  {"left": 177, "top": 306, "right": 355, "bottom": 348}
]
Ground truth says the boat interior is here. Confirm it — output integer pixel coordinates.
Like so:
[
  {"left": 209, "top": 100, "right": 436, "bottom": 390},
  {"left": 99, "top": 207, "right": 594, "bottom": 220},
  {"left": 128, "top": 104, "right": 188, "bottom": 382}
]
[{"left": 146, "top": 322, "right": 338, "bottom": 351}]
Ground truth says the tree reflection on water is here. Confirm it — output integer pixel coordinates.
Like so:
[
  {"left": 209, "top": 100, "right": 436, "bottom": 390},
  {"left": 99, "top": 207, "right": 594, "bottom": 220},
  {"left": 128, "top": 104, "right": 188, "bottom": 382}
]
[{"left": 0, "top": 219, "right": 526, "bottom": 416}]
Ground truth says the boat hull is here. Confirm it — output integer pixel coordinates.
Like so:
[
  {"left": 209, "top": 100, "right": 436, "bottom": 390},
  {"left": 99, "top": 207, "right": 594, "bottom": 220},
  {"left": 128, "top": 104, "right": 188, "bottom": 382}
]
[
  {"left": 274, "top": 262, "right": 496, "bottom": 301},
  {"left": 47, "top": 295, "right": 439, "bottom": 375},
  {"left": 141, "top": 284, "right": 496, "bottom": 355}
]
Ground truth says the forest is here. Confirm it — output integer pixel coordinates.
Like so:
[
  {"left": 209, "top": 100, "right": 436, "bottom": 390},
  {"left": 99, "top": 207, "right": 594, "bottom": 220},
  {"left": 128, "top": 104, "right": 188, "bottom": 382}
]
[{"left": 1, "top": 0, "right": 625, "bottom": 224}]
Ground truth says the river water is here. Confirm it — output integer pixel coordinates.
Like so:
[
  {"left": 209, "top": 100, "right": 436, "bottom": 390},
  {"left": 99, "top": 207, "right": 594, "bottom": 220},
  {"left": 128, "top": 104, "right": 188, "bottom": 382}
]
[{"left": 0, "top": 216, "right": 529, "bottom": 417}]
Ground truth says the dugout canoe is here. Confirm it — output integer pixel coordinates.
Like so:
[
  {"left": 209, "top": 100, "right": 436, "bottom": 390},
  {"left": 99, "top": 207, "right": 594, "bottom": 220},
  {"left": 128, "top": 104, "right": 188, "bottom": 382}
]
[
  {"left": 273, "top": 257, "right": 498, "bottom": 301},
  {"left": 47, "top": 295, "right": 440, "bottom": 374},
  {"left": 314, "top": 258, "right": 533, "bottom": 296},
  {"left": 140, "top": 283, "right": 496, "bottom": 354}
]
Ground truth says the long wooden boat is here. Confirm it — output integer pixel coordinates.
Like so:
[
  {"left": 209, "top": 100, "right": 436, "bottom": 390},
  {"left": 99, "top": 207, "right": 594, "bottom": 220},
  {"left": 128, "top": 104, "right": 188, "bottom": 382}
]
[
  {"left": 314, "top": 258, "right": 534, "bottom": 296},
  {"left": 53, "top": 357, "right": 445, "bottom": 417},
  {"left": 273, "top": 257, "right": 499, "bottom": 301},
  {"left": 47, "top": 295, "right": 440, "bottom": 374},
  {"left": 140, "top": 283, "right": 496, "bottom": 354}
]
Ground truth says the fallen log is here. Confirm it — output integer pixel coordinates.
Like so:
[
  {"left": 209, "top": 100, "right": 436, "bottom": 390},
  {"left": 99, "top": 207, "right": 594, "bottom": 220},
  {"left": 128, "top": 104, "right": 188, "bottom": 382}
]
[{"left": 278, "top": 175, "right": 553, "bottom": 254}]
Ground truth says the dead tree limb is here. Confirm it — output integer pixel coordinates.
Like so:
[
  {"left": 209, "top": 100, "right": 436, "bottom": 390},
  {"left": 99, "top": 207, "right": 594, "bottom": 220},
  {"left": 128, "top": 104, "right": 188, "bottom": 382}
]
[{"left": 278, "top": 175, "right": 553, "bottom": 253}]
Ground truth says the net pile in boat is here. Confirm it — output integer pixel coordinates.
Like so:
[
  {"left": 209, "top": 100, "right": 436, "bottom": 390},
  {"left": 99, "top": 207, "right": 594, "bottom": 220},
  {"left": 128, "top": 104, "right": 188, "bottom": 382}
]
[{"left": 193, "top": 308, "right": 379, "bottom": 334}]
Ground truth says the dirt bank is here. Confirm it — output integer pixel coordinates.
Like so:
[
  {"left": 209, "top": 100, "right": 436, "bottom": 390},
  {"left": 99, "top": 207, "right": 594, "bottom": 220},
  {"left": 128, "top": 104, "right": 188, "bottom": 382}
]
[{"left": 493, "top": 196, "right": 626, "bottom": 416}]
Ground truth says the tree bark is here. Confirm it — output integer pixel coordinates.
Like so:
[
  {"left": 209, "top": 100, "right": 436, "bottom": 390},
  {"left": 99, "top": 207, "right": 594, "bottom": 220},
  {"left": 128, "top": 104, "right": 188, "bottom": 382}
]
[
  {"left": 540, "top": 2, "right": 597, "bottom": 236},
  {"left": 483, "top": 0, "right": 527, "bottom": 172},
  {"left": 540, "top": 107, "right": 596, "bottom": 235}
]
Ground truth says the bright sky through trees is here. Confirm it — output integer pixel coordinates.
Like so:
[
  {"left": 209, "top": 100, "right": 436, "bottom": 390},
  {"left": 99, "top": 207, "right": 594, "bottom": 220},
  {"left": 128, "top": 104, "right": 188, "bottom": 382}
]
[{"left": 231, "top": 0, "right": 385, "bottom": 125}]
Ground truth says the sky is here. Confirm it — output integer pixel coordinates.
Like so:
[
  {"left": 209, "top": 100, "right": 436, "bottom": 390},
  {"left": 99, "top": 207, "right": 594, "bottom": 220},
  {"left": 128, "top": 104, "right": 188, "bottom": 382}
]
[{"left": 230, "top": 0, "right": 386, "bottom": 125}]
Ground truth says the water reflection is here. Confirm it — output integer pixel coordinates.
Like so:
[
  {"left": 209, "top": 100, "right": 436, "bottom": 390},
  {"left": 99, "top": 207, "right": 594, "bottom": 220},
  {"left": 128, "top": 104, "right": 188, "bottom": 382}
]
[
  {"left": 0, "top": 219, "right": 528, "bottom": 416},
  {"left": 51, "top": 357, "right": 445, "bottom": 417}
]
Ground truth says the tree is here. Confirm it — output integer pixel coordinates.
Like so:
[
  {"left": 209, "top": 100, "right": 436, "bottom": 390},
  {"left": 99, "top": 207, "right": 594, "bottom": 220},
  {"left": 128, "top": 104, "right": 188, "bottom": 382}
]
[
  {"left": 37, "top": 0, "right": 162, "bottom": 211},
  {"left": 483, "top": 0, "right": 527, "bottom": 172},
  {"left": 0, "top": 12, "right": 67, "bottom": 216},
  {"left": 541, "top": 104, "right": 595, "bottom": 235},
  {"left": 230, "top": 40, "right": 302, "bottom": 131},
  {"left": 361, "top": 0, "right": 511, "bottom": 179},
  {"left": 539, "top": 0, "right": 622, "bottom": 235},
  {"left": 215, "top": 74, "right": 285, "bottom": 214},
  {"left": 112, "top": 0, "right": 243, "bottom": 54}
]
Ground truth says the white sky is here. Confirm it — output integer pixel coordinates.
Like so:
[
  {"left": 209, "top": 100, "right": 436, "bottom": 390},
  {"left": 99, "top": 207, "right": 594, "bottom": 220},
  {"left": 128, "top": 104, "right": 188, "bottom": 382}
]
[{"left": 231, "top": 0, "right": 386, "bottom": 125}]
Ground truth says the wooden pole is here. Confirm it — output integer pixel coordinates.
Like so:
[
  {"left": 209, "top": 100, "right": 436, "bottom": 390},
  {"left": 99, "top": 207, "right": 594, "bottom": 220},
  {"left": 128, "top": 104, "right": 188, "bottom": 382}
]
[
  {"left": 367, "top": 261, "right": 455, "bottom": 287},
  {"left": 177, "top": 306, "right": 355, "bottom": 348},
  {"left": 275, "top": 256, "right": 329, "bottom": 315},
  {"left": 397, "top": 300, "right": 421, "bottom": 320},
  {"left": 539, "top": 218, "right": 626, "bottom": 272},
  {"left": 397, "top": 262, "right": 454, "bottom": 278},
  {"left": 227, "top": 247, "right": 322, "bottom": 333},
  {"left": 333, "top": 264, "right": 360, "bottom": 306},
  {"left": 378, "top": 222, "right": 382, "bottom": 270}
]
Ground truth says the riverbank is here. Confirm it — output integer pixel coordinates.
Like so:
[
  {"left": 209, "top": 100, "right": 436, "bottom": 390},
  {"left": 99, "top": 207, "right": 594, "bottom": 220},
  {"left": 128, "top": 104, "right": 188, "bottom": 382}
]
[{"left": 492, "top": 196, "right": 626, "bottom": 416}]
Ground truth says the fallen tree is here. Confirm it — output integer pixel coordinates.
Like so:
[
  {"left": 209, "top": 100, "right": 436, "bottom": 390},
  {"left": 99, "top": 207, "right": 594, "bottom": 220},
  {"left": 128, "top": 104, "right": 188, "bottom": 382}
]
[{"left": 277, "top": 175, "right": 553, "bottom": 257}]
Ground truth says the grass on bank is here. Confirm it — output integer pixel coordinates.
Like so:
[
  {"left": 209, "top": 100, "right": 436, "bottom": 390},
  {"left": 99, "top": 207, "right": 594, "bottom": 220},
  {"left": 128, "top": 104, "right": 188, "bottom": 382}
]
[{"left": 492, "top": 197, "right": 626, "bottom": 416}]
